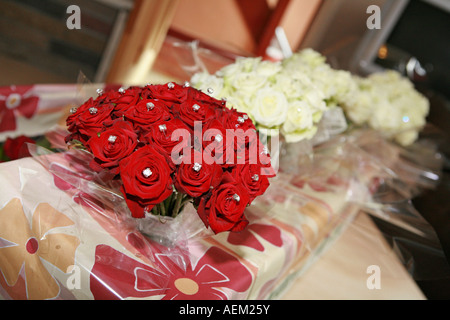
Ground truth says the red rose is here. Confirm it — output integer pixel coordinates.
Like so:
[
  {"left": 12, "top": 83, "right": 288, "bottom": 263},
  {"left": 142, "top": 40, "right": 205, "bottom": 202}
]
[
  {"left": 188, "top": 87, "right": 225, "bottom": 109},
  {"left": 231, "top": 163, "right": 270, "bottom": 203},
  {"left": 123, "top": 99, "right": 172, "bottom": 132},
  {"left": 197, "top": 172, "right": 250, "bottom": 233},
  {"left": 174, "top": 94, "right": 216, "bottom": 129},
  {"left": 202, "top": 119, "right": 234, "bottom": 167},
  {"left": 3, "top": 135, "right": 35, "bottom": 160},
  {"left": 142, "top": 118, "right": 191, "bottom": 163},
  {"left": 67, "top": 100, "right": 114, "bottom": 141},
  {"left": 86, "top": 120, "right": 138, "bottom": 175},
  {"left": 144, "top": 82, "right": 189, "bottom": 102},
  {"left": 222, "top": 108, "right": 256, "bottom": 133},
  {"left": 174, "top": 151, "right": 223, "bottom": 198},
  {"left": 93, "top": 89, "right": 120, "bottom": 105},
  {"left": 66, "top": 98, "right": 95, "bottom": 130},
  {"left": 119, "top": 145, "right": 174, "bottom": 218},
  {"left": 222, "top": 109, "right": 257, "bottom": 154},
  {"left": 238, "top": 139, "right": 275, "bottom": 177},
  {"left": 109, "top": 87, "right": 141, "bottom": 115}
]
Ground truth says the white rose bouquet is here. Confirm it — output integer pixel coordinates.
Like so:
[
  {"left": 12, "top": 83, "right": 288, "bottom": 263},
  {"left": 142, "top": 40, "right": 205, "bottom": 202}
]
[
  {"left": 191, "top": 52, "right": 334, "bottom": 144},
  {"left": 341, "top": 70, "right": 429, "bottom": 146},
  {"left": 191, "top": 49, "right": 429, "bottom": 149}
]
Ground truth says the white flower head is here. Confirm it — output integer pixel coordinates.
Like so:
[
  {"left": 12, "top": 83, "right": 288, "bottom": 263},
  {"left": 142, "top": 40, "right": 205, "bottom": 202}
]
[
  {"left": 190, "top": 72, "right": 223, "bottom": 99},
  {"left": 251, "top": 87, "right": 288, "bottom": 128},
  {"left": 283, "top": 100, "right": 314, "bottom": 132},
  {"left": 230, "top": 72, "right": 268, "bottom": 95}
]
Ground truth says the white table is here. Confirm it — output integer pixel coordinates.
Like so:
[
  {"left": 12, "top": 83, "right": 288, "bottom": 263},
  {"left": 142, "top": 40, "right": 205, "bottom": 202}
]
[{"left": 281, "top": 212, "right": 426, "bottom": 300}]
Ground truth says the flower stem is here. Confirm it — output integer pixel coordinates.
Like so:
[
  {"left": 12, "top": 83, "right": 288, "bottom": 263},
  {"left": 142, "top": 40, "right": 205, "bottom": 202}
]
[
  {"left": 172, "top": 192, "right": 185, "bottom": 218},
  {"left": 165, "top": 192, "right": 173, "bottom": 214},
  {"left": 152, "top": 204, "right": 159, "bottom": 216},
  {"left": 159, "top": 202, "right": 166, "bottom": 216}
]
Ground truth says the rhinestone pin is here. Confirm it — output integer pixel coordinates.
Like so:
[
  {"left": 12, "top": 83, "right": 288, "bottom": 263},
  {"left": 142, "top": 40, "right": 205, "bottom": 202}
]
[
  {"left": 167, "top": 82, "right": 175, "bottom": 89},
  {"left": 118, "top": 87, "right": 125, "bottom": 94},
  {"left": 147, "top": 102, "right": 155, "bottom": 110},
  {"left": 252, "top": 174, "right": 259, "bottom": 182},
  {"left": 183, "top": 81, "right": 190, "bottom": 88},
  {"left": 89, "top": 107, "right": 98, "bottom": 115},
  {"left": 192, "top": 163, "right": 202, "bottom": 172},
  {"left": 159, "top": 124, "right": 167, "bottom": 132},
  {"left": 192, "top": 104, "right": 200, "bottom": 112},
  {"left": 237, "top": 117, "right": 245, "bottom": 124},
  {"left": 70, "top": 107, "right": 77, "bottom": 114},
  {"left": 232, "top": 194, "right": 240, "bottom": 202},
  {"left": 207, "top": 88, "right": 214, "bottom": 94},
  {"left": 108, "top": 135, "right": 117, "bottom": 143},
  {"left": 142, "top": 168, "right": 152, "bottom": 178},
  {"left": 96, "top": 89, "right": 103, "bottom": 95},
  {"left": 215, "top": 134, "right": 223, "bottom": 143}
]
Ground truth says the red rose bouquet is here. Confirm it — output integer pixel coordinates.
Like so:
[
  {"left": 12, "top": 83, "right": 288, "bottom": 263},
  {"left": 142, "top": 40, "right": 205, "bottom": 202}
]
[{"left": 65, "top": 82, "right": 275, "bottom": 234}]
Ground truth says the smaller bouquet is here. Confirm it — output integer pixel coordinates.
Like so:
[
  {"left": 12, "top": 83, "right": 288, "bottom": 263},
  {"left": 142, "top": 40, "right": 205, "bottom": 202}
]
[
  {"left": 191, "top": 48, "right": 429, "bottom": 148},
  {"left": 190, "top": 54, "right": 325, "bottom": 143},
  {"left": 65, "top": 82, "right": 275, "bottom": 234},
  {"left": 190, "top": 49, "right": 354, "bottom": 144},
  {"left": 341, "top": 70, "right": 430, "bottom": 146}
]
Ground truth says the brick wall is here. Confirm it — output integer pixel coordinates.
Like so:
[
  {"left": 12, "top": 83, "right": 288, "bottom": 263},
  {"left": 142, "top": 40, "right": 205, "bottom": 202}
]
[{"left": 0, "top": 0, "right": 118, "bottom": 83}]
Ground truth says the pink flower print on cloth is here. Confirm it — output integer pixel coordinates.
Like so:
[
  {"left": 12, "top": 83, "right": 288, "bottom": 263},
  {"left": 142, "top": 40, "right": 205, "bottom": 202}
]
[{"left": 0, "top": 85, "right": 39, "bottom": 132}]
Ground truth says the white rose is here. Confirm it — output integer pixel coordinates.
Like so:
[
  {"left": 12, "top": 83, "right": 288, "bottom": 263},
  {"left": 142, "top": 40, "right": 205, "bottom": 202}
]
[
  {"left": 394, "top": 130, "right": 418, "bottom": 146},
  {"left": 328, "top": 69, "right": 358, "bottom": 104},
  {"left": 296, "top": 48, "right": 327, "bottom": 68},
  {"left": 273, "top": 70, "right": 313, "bottom": 100},
  {"left": 230, "top": 71, "right": 268, "bottom": 95},
  {"left": 221, "top": 57, "right": 260, "bottom": 77},
  {"left": 223, "top": 93, "right": 252, "bottom": 115},
  {"left": 341, "top": 77, "right": 375, "bottom": 125},
  {"left": 282, "top": 100, "right": 314, "bottom": 133},
  {"left": 282, "top": 49, "right": 327, "bottom": 70},
  {"left": 254, "top": 59, "right": 282, "bottom": 78},
  {"left": 303, "top": 89, "right": 327, "bottom": 114},
  {"left": 369, "top": 101, "right": 401, "bottom": 132},
  {"left": 251, "top": 87, "right": 288, "bottom": 128},
  {"left": 190, "top": 72, "right": 223, "bottom": 99}
]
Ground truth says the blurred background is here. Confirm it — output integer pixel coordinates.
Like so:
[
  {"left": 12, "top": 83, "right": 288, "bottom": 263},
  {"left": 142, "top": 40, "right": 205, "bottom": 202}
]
[
  {"left": 1, "top": 0, "right": 449, "bottom": 99},
  {"left": 0, "top": 0, "right": 449, "bottom": 299}
]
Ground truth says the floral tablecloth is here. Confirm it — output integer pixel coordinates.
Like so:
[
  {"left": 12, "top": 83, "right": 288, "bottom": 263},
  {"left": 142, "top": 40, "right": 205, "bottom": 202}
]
[
  {"left": 0, "top": 83, "right": 438, "bottom": 300},
  {"left": 0, "top": 150, "right": 360, "bottom": 300}
]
